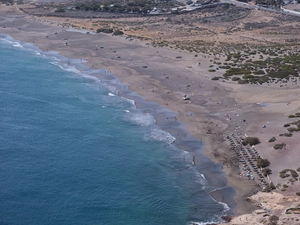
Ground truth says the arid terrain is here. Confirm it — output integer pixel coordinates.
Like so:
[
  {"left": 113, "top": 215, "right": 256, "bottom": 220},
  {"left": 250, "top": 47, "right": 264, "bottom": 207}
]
[{"left": 1, "top": 0, "right": 300, "bottom": 223}]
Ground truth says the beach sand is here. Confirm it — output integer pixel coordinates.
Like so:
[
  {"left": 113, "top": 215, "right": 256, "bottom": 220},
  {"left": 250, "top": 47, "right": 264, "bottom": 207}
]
[{"left": 1, "top": 4, "right": 300, "bottom": 223}]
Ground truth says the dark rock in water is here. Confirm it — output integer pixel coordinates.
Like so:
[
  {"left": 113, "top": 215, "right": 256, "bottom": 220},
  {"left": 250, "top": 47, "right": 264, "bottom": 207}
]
[{"left": 221, "top": 215, "right": 232, "bottom": 222}]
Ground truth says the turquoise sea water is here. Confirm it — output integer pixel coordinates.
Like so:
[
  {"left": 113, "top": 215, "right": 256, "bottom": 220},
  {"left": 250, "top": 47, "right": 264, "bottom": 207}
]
[{"left": 0, "top": 36, "right": 227, "bottom": 225}]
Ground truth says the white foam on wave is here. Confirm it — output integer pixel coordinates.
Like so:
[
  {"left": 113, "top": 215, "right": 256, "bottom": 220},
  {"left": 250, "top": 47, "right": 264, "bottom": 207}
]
[
  {"left": 124, "top": 110, "right": 130, "bottom": 113},
  {"left": 49, "top": 61, "right": 81, "bottom": 74},
  {"left": 49, "top": 61, "right": 101, "bottom": 83},
  {"left": 127, "top": 112, "right": 156, "bottom": 127},
  {"left": 219, "top": 201, "right": 230, "bottom": 212},
  {"left": 201, "top": 174, "right": 206, "bottom": 180},
  {"left": 13, "top": 43, "right": 23, "bottom": 48},
  {"left": 187, "top": 219, "right": 222, "bottom": 225},
  {"left": 149, "top": 128, "right": 176, "bottom": 144},
  {"left": 209, "top": 188, "right": 230, "bottom": 213},
  {"left": 192, "top": 169, "right": 207, "bottom": 188},
  {"left": 121, "top": 97, "right": 136, "bottom": 107},
  {"left": 1, "top": 38, "right": 23, "bottom": 48},
  {"left": 108, "top": 93, "right": 115, "bottom": 97}
]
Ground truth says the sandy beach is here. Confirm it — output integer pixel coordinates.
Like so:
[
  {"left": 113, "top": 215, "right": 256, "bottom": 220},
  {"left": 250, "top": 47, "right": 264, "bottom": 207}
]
[{"left": 1, "top": 3, "right": 300, "bottom": 224}]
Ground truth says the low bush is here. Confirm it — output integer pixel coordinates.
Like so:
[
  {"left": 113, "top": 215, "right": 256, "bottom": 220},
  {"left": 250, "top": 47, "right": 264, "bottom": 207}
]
[
  {"left": 280, "top": 173, "right": 290, "bottom": 178},
  {"left": 257, "top": 158, "right": 270, "bottom": 168},
  {"left": 253, "top": 70, "right": 265, "bottom": 75},
  {"left": 279, "top": 133, "right": 293, "bottom": 137},
  {"left": 96, "top": 28, "right": 113, "bottom": 33},
  {"left": 269, "top": 182, "right": 276, "bottom": 190},
  {"left": 262, "top": 168, "right": 272, "bottom": 176},
  {"left": 211, "top": 76, "right": 220, "bottom": 80},
  {"left": 296, "top": 192, "right": 300, "bottom": 196},
  {"left": 287, "top": 127, "right": 299, "bottom": 132},
  {"left": 113, "top": 30, "right": 124, "bottom": 36},
  {"left": 232, "top": 77, "right": 240, "bottom": 81},
  {"left": 280, "top": 169, "right": 299, "bottom": 178},
  {"left": 268, "top": 137, "right": 276, "bottom": 142},
  {"left": 283, "top": 123, "right": 290, "bottom": 127},
  {"left": 237, "top": 79, "right": 248, "bottom": 84},
  {"left": 290, "top": 170, "right": 299, "bottom": 178},
  {"left": 223, "top": 68, "right": 251, "bottom": 77},
  {"left": 274, "top": 143, "right": 286, "bottom": 150},
  {"left": 269, "top": 215, "right": 279, "bottom": 222},
  {"left": 242, "top": 137, "right": 260, "bottom": 146}
]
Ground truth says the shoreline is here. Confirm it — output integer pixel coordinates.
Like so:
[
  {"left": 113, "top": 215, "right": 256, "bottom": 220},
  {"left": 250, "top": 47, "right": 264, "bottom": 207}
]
[
  {"left": 0, "top": 10, "right": 239, "bottom": 218},
  {"left": 4, "top": 4, "right": 300, "bottom": 223},
  {"left": 0, "top": 31, "right": 237, "bottom": 216},
  {"left": 0, "top": 6, "right": 247, "bottom": 214}
]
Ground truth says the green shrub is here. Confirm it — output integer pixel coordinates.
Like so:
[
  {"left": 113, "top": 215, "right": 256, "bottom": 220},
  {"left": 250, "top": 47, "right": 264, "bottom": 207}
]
[
  {"left": 96, "top": 28, "right": 113, "bottom": 33},
  {"left": 297, "top": 167, "right": 300, "bottom": 172},
  {"left": 242, "top": 137, "right": 260, "bottom": 146},
  {"left": 280, "top": 169, "right": 299, "bottom": 178},
  {"left": 254, "top": 70, "right": 265, "bottom": 75},
  {"left": 283, "top": 123, "right": 290, "bottom": 127},
  {"left": 290, "top": 170, "right": 299, "bottom": 178},
  {"left": 237, "top": 79, "right": 248, "bottom": 84},
  {"left": 208, "top": 69, "right": 216, "bottom": 72},
  {"left": 268, "top": 137, "right": 276, "bottom": 142},
  {"left": 231, "top": 77, "right": 240, "bottom": 81},
  {"left": 279, "top": 133, "right": 293, "bottom": 137},
  {"left": 269, "top": 182, "right": 276, "bottom": 190},
  {"left": 287, "top": 127, "right": 299, "bottom": 132},
  {"left": 211, "top": 77, "right": 220, "bottom": 80},
  {"left": 283, "top": 184, "right": 289, "bottom": 188},
  {"left": 223, "top": 68, "right": 251, "bottom": 77},
  {"left": 296, "top": 192, "right": 300, "bottom": 196},
  {"left": 269, "top": 215, "right": 279, "bottom": 222},
  {"left": 257, "top": 158, "right": 270, "bottom": 168},
  {"left": 274, "top": 143, "right": 286, "bottom": 150},
  {"left": 284, "top": 133, "right": 293, "bottom": 137},
  {"left": 113, "top": 30, "right": 124, "bottom": 36},
  {"left": 262, "top": 168, "right": 272, "bottom": 176}
]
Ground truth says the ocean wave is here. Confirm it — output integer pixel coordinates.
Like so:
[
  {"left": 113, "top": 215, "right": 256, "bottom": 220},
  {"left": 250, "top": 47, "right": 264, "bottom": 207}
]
[
  {"left": 49, "top": 61, "right": 103, "bottom": 84},
  {"left": 219, "top": 201, "right": 230, "bottom": 212},
  {"left": 121, "top": 97, "right": 136, "bottom": 106},
  {"left": 187, "top": 219, "right": 222, "bottom": 225},
  {"left": 126, "top": 112, "right": 156, "bottom": 127},
  {"left": 1, "top": 38, "right": 23, "bottom": 48},
  {"left": 209, "top": 188, "right": 230, "bottom": 212},
  {"left": 49, "top": 61, "right": 81, "bottom": 74},
  {"left": 108, "top": 93, "right": 115, "bottom": 97},
  {"left": 149, "top": 128, "right": 176, "bottom": 144}
]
